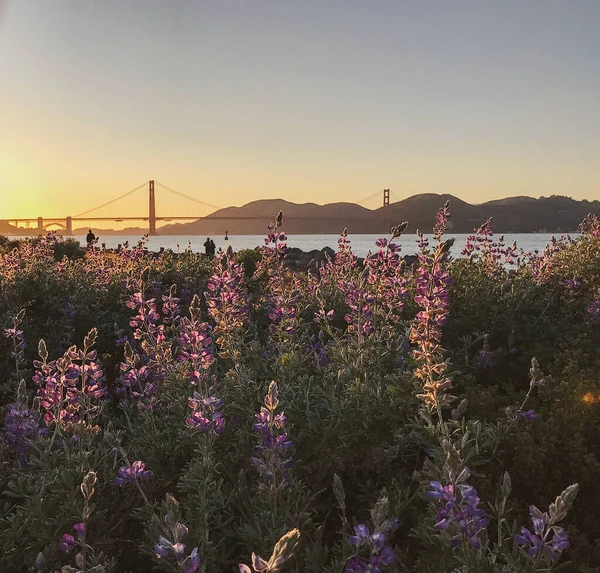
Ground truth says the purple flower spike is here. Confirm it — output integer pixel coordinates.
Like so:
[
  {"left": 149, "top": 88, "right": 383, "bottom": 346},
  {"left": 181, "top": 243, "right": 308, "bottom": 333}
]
[
  {"left": 515, "top": 505, "right": 570, "bottom": 561},
  {"left": 115, "top": 460, "right": 152, "bottom": 486},
  {"left": 427, "top": 478, "right": 488, "bottom": 550},
  {"left": 345, "top": 518, "right": 398, "bottom": 573}
]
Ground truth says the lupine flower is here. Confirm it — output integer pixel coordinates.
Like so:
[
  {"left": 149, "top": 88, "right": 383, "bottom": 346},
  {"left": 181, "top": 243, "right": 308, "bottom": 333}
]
[
  {"left": 4, "top": 309, "right": 26, "bottom": 373},
  {"left": 474, "top": 349, "right": 494, "bottom": 370},
  {"left": 427, "top": 479, "right": 488, "bottom": 549},
  {"left": 177, "top": 295, "right": 214, "bottom": 384},
  {"left": 4, "top": 400, "right": 44, "bottom": 460},
  {"left": 308, "top": 334, "right": 332, "bottom": 366},
  {"left": 564, "top": 278, "right": 581, "bottom": 293},
  {"left": 186, "top": 393, "right": 225, "bottom": 434},
  {"left": 344, "top": 282, "right": 376, "bottom": 337},
  {"left": 516, "top": 409, "right": 537, "bottom": 422},
  {"left": 154, "top": 494, "right": 200, "bottom": 572},
  {"left": 118, "top": 341, "right": 158, "bottom": 410},
  {"left": 579, "top": 213, "right": 600, "bottom": 237},
  {"left": 410, "top": 237, "right": 455, "bottom": 408},
  {"left": 58, "top": 533, "right": 77, "bottom": 553},
  {"left": 363, "top": 225, "right": 409, "bottom": 326},
  {"left": 462, "top": 219, "right": 520, "bottom": 271},
  {"left": 587, "top": 292, "right": 600, "bottom": 325},
  {"left": 114, "top": 460, "right": 152, "bottom": 486},
  {"left": 239, "top": 528, "right": 300, "bottom": 573},
  {"left": 434, "top": 200, "right": 450, "bottom": 240},
  {"left": 344, "top": 507, "right": 399, "bottom": 573},
  {"left": 33, "top": 330, "right": 105, "bottom": 434},
  {"left": 205, "top": 255, "right": 249, "bottom": 356},
  {"left": 250, "top": 382, "right": 292, "bottom": 488},
  {"left": 515, "top": 505, "right": 570, "bottom": 560}
]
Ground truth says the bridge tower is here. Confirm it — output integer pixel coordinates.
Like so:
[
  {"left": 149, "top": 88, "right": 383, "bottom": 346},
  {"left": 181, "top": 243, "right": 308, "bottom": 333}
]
[
  {"left": 37, "top": 217, "right": 44, "bottom": 232},
  {"left": 66, "top": 217, "right": 73, "bottom": 235},
  {"left": 383, "top": 189, "right": 390, "bottom": 207},
  {"left": 149, "top": 180, "right": 157, "bottom": 236}
]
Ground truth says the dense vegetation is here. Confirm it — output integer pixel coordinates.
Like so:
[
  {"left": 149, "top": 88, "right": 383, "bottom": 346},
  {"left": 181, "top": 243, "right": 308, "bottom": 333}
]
[{"left": 1, "top": 206, "right": 600, "bottom": 573}]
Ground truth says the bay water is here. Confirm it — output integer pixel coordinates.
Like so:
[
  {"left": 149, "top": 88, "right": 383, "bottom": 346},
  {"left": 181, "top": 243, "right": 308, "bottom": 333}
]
[{"left": 59, "top": 233, "right": 571, "bottom": 258}]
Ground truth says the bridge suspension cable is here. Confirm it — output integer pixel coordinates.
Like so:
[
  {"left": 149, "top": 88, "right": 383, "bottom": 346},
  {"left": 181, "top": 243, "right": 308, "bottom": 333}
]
[
  {"left": 356, "top": 190, "right": 383, "bottom": 206},
  {"left": 74, "top": 182, "right": 148, "bottom": 218},
  {"left": 154, "top": 181, "right": 221, "bottom": 211}
]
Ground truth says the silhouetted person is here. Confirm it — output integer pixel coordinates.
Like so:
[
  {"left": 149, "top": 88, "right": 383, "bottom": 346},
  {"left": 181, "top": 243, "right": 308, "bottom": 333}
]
[
  {"left": 86, "top": 229, "right": 96, "bottom": 249},
  {"left": 226, "top": 244, "right": 234, "bottom": 258},
  {"left": 204, "top": 237, "right": 211, "bottom": 257},
  {"left": 224, "top": 231, "right": 229, "bottom": 241},
  {"left": 209, "top": 239, "right": 216, "bottom": 258}
]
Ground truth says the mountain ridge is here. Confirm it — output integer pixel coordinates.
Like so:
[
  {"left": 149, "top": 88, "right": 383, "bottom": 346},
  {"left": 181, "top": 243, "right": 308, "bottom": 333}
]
[
  {"left": 3, "top": 193, "right": 598, "bottom": 236},
  {"left": 157, "top": 193, "right": 597, "bottom": 235}
]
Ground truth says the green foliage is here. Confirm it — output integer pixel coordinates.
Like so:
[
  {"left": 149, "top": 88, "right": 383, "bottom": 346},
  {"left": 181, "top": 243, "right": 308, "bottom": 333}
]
[{"left": 0, "top": 224, "right": 599, "bottom": 572}]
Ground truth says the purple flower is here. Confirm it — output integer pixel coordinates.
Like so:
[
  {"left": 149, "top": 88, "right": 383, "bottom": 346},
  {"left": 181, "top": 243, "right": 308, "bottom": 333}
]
[
  {"left": 205, "top": 257, "right": 249, "bottom": 343},
  {"left": 177, "top": 301, "right": 214, "bottom": 384},
  {"left": 4, "top": 401, "right": 44, "bottom": 460},
  {"left": 516, "top": 409, "right": 537, "bottom": 422},
  {"left": 345, "top": 520, "right": 398, "bottom": 572},
  {"left": 73, "top": 522, "right": 85, "bottom": 541},
  {"left": 474, "top": 349, "right": 494, "bottom": 370},
  {"left": 410, "top": 237, "right": 454, "bottom": 408},
  {"left": 427, "top": 479, "right": 488, "bottom": 550},
  {"left": 186, "top": 393, "right": 226, "bottom": 435},
  {"left": 588, "top": 294, "right": 600, "bottom": 325},
  {"left": 251, "top": 382, "right": 292, "bottom": 488},
  {"left": 434, "top": 200, "right": 451, "bottom": 240},
  {"left": 114, "top": 460, "right": 152, "bottom": 486},
  {"left": 58, "top": 533, "right": 77, "bottom": 553},
  {"left": 515, "top": 505, "right": 570, "bottom": 560}
]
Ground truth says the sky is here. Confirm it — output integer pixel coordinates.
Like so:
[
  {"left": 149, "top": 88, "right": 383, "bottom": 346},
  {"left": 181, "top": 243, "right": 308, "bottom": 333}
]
[{"left": 0, "top": 0, "right": 599, "bottom": 221}]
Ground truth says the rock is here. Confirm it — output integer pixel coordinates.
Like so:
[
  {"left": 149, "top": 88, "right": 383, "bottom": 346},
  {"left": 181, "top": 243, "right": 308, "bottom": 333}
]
[
  {"left": 321, "top": 246, "right": 336, "bottom": 260},
  {"left": 403, "top": 254, "right": 419, "bottom": 267}
]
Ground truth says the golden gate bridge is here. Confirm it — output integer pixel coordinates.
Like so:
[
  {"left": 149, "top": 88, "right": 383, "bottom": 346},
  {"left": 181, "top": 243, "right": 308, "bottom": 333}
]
[{"left": 3, "top": 181, "right": 399, "bottom": 236}]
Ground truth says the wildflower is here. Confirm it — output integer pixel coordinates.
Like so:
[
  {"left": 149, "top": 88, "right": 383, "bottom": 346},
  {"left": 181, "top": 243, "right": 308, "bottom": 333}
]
[
  {"left": 205, "top": 256, "right": 248, "bottom": 353},
  {"left": 434, "top": 200, "right": 450, "bottom": 240},
  {"left": 4, "top": 309, "right": 26, "bottom": 373},
  {"left": 58, "top": 533, "right": 77, "bottom": 553},
  {"left": 515, "top": 505, "right": 570, "bottom": 560},
  {"left": 33, "top": 331, "right": 105, "bottom": 434},
  {"left": 118, "top": 341, "right": 158, "bottom": 410},
  {"left": 308, "top": 334, "right": 332, "bottom": 366},
  {"left": 154, "top": 494, "right": 200, "bottom": 572},
  {"left": 114, "top": 460, "right": 152, "bottom": 486},
  {"left": 427, "top": 480, "right": 488, "bottom": 549},
  {"left": 474, "top": 349, "right": 494, "bottom": 370},
  {"left": 186, "top": 393, "right": 225, "bottom": 434},
  {"left": 250, "top": 382, "right": 292, "bottom": 488},
  {"left": 344, "top": 515, "right": 399, "bottom": 572},
  {"left": 4, "top": 392, "right": 44, "bottom": 460},
  {"left": 587, "top": 293, "right": 600, "bottom": 325},
  {"left": 239, "top": 528, "right": 300, "bottom": 573},
  {"left": 516, "top": 409, "right": 536, "bottom": 422},
  {"left": 410, "top": 237, "right": 454, "bottom": 409},
  {"left": 175, "top": 301, "right": 215, "bottom": 387}
]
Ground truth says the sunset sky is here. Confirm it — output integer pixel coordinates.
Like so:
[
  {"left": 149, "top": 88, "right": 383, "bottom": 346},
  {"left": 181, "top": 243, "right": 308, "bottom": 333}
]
[{"left": 0, "top": 0, "right": 598, "bottom": 220}]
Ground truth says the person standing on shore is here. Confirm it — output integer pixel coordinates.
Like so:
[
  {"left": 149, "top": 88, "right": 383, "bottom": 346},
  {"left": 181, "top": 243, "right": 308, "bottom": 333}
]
[
  {"left": 86, "top": 229, "right": 97, "bottom": 249},
  {"left": 209, "top": 239, "right": 216, "bottom": 258},
  {"left": 204, "top": 237, "right": 212, "bottom": 258}
]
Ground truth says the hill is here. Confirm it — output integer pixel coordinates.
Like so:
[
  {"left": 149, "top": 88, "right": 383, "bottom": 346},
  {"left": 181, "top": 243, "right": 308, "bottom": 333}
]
[
  {"left": 4, "top": 194, "right": 598, "bottom": 237},
  {"left": 160, "top": 193, "right": 599, "bottom": 236}
]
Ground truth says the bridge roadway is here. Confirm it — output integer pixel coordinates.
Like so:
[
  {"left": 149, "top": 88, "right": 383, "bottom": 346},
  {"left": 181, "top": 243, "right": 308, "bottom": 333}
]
[{"left": 3, "top": 215, "right": 384, "bottom": 235}]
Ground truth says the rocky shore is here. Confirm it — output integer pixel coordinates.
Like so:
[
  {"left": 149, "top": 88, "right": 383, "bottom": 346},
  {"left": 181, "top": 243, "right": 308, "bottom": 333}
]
[{"left": 282, "top": 246, "right": 418, "bottom": 271}]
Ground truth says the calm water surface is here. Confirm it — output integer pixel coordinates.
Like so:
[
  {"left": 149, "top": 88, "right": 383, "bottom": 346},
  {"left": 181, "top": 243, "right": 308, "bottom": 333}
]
[{"left": 56, "top": 233, "right": 572, "bottom": 259}]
